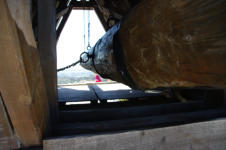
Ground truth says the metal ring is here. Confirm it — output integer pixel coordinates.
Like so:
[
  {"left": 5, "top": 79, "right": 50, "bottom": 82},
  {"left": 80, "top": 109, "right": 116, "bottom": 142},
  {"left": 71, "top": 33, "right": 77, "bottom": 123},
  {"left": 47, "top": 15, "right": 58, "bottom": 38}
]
[
  {"left": 80, "top": 52, "right": 90, "bottom": 63},
  {"left": 87, "top": 45, "right": 91, "bottom": 50}
]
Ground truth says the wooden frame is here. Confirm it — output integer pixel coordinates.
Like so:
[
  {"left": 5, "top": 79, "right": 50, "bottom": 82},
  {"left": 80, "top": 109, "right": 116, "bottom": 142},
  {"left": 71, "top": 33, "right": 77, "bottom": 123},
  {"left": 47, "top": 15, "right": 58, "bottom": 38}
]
[{"left": 0, "top": 0, "right": 58, "bottom": 148}]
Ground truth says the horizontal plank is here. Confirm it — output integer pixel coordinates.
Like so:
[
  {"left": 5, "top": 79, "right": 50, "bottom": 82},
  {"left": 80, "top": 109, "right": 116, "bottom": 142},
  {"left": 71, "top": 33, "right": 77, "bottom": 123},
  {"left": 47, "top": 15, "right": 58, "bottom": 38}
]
[
  {"left": 55, "top": 108, "right": 226, "bottom": 136},
  {"left": 71, "top": 0, "right": 96, "bottom": 8},
  {"left": 44, "top": 119, "right": 226, "bottom": 150},
  {"left": 58, "top": 83, "right": 160, "bottom": 102},
  {"left": 60, "top": 101, "right": 206, "bottom": 123},
  {"left": 92, "top": 84, "right": 160, "bottom": 100},
  {"left": 58, "top": 85, "right": 98, "bottom": 102}
]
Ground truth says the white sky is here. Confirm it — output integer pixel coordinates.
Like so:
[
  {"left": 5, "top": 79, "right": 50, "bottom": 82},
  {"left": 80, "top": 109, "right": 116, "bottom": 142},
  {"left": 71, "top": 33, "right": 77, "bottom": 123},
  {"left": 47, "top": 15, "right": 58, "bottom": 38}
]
[{"left": 57, "top": 10, "right": 105, "bottom": 70}]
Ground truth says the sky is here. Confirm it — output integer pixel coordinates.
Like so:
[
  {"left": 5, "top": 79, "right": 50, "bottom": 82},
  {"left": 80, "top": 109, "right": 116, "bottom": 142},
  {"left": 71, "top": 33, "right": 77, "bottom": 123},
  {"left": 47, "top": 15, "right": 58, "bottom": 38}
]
[{"left": 57, "top": 10, "right": 105, "bottom": 70}]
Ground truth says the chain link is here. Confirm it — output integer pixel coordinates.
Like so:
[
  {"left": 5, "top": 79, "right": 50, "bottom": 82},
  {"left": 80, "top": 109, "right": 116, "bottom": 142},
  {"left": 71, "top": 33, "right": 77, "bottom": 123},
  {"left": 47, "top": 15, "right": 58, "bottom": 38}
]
[
  {"left": 87, "top": 10, "right": 91, "bottom": 50},
  {"left": 57, "top": 52, "right": 91, "bottom": 72},
  {"left": 57, "top": 60, "right": 80, "bottom": 72},
  {"left": 57, "top": 10, "right": 91, "bottom": 72}
]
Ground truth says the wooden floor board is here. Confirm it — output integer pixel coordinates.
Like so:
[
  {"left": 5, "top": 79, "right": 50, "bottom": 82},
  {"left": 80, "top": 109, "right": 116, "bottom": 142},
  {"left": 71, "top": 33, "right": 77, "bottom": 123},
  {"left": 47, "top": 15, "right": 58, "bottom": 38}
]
[
  {"left": 59, "top": 101, "right": 206, "bottom": 123},
  {"left": 44, "top": 119, "right": 226, "bottom": 150},
  {"left": 55, "top": 108, "right": 226, "bottom": 136},
  {"left": 58, "top": 83, "right": 160, "bottom": 102}
]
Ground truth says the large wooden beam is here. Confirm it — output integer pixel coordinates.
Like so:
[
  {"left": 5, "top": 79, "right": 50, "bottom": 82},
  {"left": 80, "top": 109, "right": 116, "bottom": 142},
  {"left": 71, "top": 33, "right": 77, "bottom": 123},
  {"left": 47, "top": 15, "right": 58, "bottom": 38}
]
[
  {"left": 38, "top": 0, "right": 59, "bottom": 126},
  {"left": 81, "top": 0, "right": 226, "bottom": 90},
  {"left": 0, "top": 0, "right": 52, "bottom": 147},
  {"left": 54, "top": 109, "right": 226, "bottom": 136},
  {"left": 59, "top": 101, "right": 206, "bottom": 123},
  {"left": 44, "top": 119, "right": 226, "bottom": 150}
]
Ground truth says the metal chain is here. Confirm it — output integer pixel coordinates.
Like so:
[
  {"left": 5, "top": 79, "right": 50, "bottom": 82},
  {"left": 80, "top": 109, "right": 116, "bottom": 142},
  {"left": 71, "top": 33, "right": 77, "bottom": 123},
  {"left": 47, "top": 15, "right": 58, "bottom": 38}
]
[
  {"left": 83, "top": 5, "right": 86, "bottom": 51},
  {"left": 87, "top": 10, "right": 91, "bottom": 50},
  {"left": 58, "top": 8, "right": 92, "bottom": 72},
  {"left": 57, "top": 52, "right": 91, "bottom": 72},
  {"left": 57, "top": 60, "right": 80, "bottom": 72}
]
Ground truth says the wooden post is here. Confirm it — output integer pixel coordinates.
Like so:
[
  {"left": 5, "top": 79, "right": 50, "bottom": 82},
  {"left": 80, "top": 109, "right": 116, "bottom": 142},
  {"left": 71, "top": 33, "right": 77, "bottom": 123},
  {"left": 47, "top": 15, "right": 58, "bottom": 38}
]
[
  {"left": 0, "top": 0, "right": 52, "bottom": 147},
  {"left": 38, "top": 0, "right": 59, "bottom": 127},
  {"left": 224, "top": 89, "right": 226, "bottom": 107}
]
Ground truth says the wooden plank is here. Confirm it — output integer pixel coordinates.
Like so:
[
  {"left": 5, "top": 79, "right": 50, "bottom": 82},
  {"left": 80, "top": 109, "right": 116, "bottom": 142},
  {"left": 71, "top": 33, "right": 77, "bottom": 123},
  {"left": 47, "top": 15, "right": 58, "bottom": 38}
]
[
  {"left": 59, "top": 101, "right": 206, "bottom": 123},
  {"left": 56, "top": 7, "right": 72, "bottom": 41},
  {"left": 58, "top": 85, "right": 98, "bottom": 102},
  {"left": 93, "top": 6, "right": 109, "bottom": 31},
  {"left": 0, "top": 0, "right": 51, "bottom": 147},
  {"left": 71, "top": 0, "right": 96, "bottom": 8},
  {"left": 0, "top": 94, "right": 20, "bottom": 150},
  {"left": 54, "top": 109, "right": 226, "bottom": 136},
  {"left": 91, "top": 84, "right": 161, "bottom": 100},
  {"left": 38, "top": 0, "right": 59, "bottom": 125},
  {"left": 58, "top": 83, "right": 159, "bottom": 102},
  {"left": 44, "top": 119, "right": 226, "bottom": 150}
]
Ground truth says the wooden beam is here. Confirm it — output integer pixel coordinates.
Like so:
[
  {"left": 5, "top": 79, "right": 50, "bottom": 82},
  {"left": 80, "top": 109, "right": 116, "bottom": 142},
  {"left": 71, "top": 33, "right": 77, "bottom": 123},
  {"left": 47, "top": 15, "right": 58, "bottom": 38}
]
[
  {"left": 0, "top": 0, "right": 51, "bottom": 147},
  {"left": 0, "top": 93, "right": 20, "bottom": 149},
  {"left": 38, "top": 0, "right": 59, "bottom": 126},
  {"left": 60, "top": 101, "right": 206, "bottom": 123},
  {"left": 70, "top": 0, "right": 96, "bottom": 8},
  {"left": 56, "top": 7, "right": 72, "bottom": 41},
  {"left": 94, "top": 6, "right": 109, "bottom": 31},
  {"left": 55, "top": 109, "right": 226, "bottom": 136},
  {"left": 44, "top": 119, "right": 226, "bottom": 150}
]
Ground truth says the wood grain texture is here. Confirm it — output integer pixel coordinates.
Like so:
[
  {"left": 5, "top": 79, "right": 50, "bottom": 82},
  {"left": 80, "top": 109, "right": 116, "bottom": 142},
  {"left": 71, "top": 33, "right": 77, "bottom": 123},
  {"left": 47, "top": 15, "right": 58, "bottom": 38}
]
[
  {"left": 0, "top": 0, "right": 51, "bottom": 147},
  {"left": 82, "top": 0, "right": 226, "bottom": 89},
  {"left": 58, "top": 83, "right": 159, "bottom": 102},
  {"left": 0, "top": 94, "right": 20, "bottom": 150},
  {"left": 120, "top": 0, "right": 226, "bottom": 89},
  {"left": 44, "top": 119, "right": 226, "bottom": 150},
  {"left": 7, "top": 0, "right": 37, "bottom": 48}
]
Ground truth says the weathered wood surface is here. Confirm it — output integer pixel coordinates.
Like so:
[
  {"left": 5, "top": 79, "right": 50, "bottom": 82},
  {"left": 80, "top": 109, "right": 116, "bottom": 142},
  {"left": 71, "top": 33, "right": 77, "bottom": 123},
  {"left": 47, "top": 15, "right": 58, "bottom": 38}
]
[
  {"left": 58, "top": 85, "right": 98, "bottom": 102},
  {"left": 44, "top": 119, "right": 226, "bottom": 150},
  {"left": 121, "top": 0, "right": 226, "bottom": 89},
  {"left": 54, "top": 109, "right": 226, "bottom": 136},
  {"left": 91, "top": 83, "right": 158, "bottom": 100},
  {"left": 0, "top": 94, "right": 20, "bottom": 150},
  {"left": 81, "top": 0, "right": 226, "bottom": 90},
  {"left": 6, "top": 0, "right": 37, "bottom": 48},
  {"left": 0, "top": 0, "right": 51, "bottom": 147},
  {"left": 58, "top": 83, "right": 158, "bottom": 102}
]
